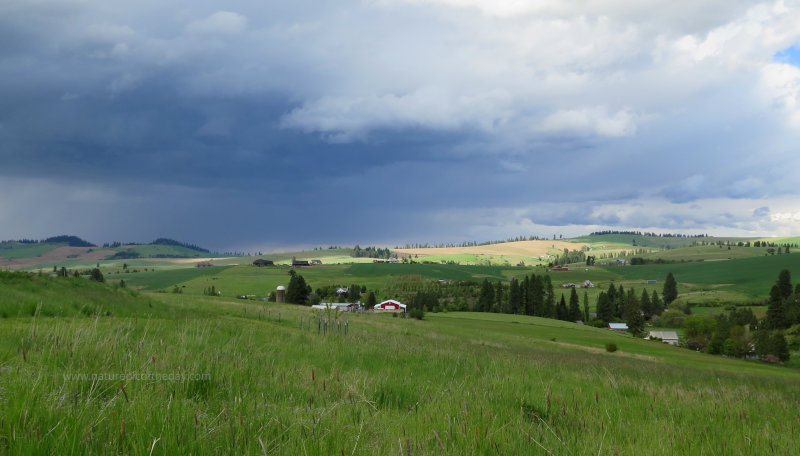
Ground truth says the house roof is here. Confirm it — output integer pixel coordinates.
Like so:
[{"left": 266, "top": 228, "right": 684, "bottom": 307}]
[
  {"left": 376, "top": 299, "right": 406, "bottom": 309},
  {"left": 609, "top": 323, "right": 628, "bottom": 330},
  {"left": 648, "top": 331, "right": 679, "bottom": 340}
]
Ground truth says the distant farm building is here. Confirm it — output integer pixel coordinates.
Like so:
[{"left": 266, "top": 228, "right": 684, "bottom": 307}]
[
  {"left": 312, "top": 302, "right": 354, "bottom": 311},
  {"left": 551, "top": 266, "right": 569, "bottom": 271},
  {"left": 252, "top": 259, "right": 274, "bottom": 267},
  {"left": 648, "top": 331, "right": 679, "bottom": 346},
  {"left": 583, "top": 280, "right": 595, "bottom": 288},
  {"left": 387, "top": 257, "right": 399, "bottom": 263},
  {"left": 608, "top": 323, "right": 628, "bottom": 331},
  {"left": 374, "top": 299, "right": 406, "bottom": 313},
  {"left": 292, "top": 260, "right": 310, "bottom": 267},
  {"left": 196, "top": 262, "right": 213, "bottom": 268},
  {"left": 646, "top": 280, "right": 657, "bottom": 285},
  {"left": 311, "top": 259, "right": 322, "bottom": 265}
]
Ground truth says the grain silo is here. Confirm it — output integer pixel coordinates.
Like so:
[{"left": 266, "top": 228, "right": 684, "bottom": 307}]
[{"left": 276, "top": 285, "right": 286, "bottom": 303}]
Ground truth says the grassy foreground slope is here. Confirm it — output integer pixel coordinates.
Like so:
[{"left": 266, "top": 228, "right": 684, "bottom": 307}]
[{"left": 1, "top": 273, "right": 799, "bottom": 454}]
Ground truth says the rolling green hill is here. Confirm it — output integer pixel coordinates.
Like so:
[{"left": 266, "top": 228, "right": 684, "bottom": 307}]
[{"left": 0, "top": 276, "right": 798, "bottom": 454}]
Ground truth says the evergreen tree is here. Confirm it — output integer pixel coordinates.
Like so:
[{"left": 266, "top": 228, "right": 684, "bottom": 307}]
[
  {"left": 286, "top": 271, "right": 311, "bottom": 304},
  {"left": 543, "top": 276, "right": 555, "bottom": 318},
  {"left": 663, "top": 272, "right": 678, "bottom": 305},
  {"left": 777, "top": 269, "right": 793, "bottom": 300},
  {"left": 596, "top": 292, "right": 613, "bottom": 322},
  {"left": 568, "top": 287, "right": 581, "bottom": 321},
  {"left": 625, "top": 292, "right": 644, "bottom": 337},
  {"left": 478, "top": 279, "right": 494, "bottom": 312},
  {"left": 366, "top": 291, "right": 377, "bottom": 308},
  {"left": 556, "top": 294, "right": 569, "bottom": 321},
  {"left": 494, "top": 281, "right": 504, "bottom": 313},
  {"left": 772, "top": 332, "right": 790, "bottom": 361},
  {"left": 640, "top": 288, "right": 653, "bottom": 318},
  {"left": 583, "top": 290, "right": 590, "bottom": 322},
  {"left": 89, "top": 268, "right": 104, "bottom": 283},
  {"left": 766, "top": 285, "right": 788, "bottom": 329},
  {"left": 530, "top": 275, "right": 544, "bottom": 316},
  {"left": 651, "top": 290, "right": 663, "bottom": 315},
  {"left": 509, "top": 278, "right": 522, "bottom": 314}
]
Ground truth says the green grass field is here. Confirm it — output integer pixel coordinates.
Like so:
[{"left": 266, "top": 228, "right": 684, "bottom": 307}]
[
  {"left": 0, "top": 242, "right": 60, "bottom": 260},
  {"left": 1, "top": 272, "right": 799, "bottom": 455},
  {"left": 607, "top": 254, "right": 800, "bottom": 302}
]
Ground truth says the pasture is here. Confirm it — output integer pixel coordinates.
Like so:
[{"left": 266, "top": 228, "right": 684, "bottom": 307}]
[{"left": 0, "top": 271, "right": 798, "bottom": 455}]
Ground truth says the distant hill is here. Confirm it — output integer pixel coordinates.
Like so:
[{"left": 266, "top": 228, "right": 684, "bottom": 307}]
[{"left": 0, "top": 236, "right": 219, "bottom": 269}]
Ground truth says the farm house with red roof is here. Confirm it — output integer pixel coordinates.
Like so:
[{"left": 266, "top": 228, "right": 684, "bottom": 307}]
[{"left": 374, "top": 299, "right": 406, "bottom": 313}]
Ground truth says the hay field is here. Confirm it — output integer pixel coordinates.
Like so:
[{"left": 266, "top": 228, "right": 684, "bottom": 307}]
[{"left": 395, "top": 240, "right": 587, "bottom": 259}]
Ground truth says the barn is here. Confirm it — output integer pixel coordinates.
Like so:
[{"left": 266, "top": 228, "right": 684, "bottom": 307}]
[{"left": 374, "top": 299, "right": 406, "bottom": 313}]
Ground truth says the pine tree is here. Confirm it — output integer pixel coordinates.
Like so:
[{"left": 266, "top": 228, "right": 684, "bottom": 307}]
[
  {"left": 543, "top": 276, "right": 555, "bottom": 318},
  {"left": 651, "top": 290, "right": 663, "bottom": 315},
  {"left": 663, "top": 272, "right": 678, "bottom": 305},
  {"left": 583, "top": 290, "right": 590, "bottom": 322},
  {"left": 366, "top": 291, "right": 377, "bottom": 307},
  {"left": 478, "top": 280, "right": 494, "bottom": 312},
  {"left": 596, "top": 292, "right": 613, "bottom": 322},
  {"left": 556, "top": 294, "right": 569, "bottom": 321},
  {"left": 777, "top": 269, "right": 792, "bottom": 300},
  {"left": 640, "top": 288, "right": 652, "bottom": 318},
  {"left": 766, "top": 285, "right": 787, "bottom": 329},
  {"left": 568, "top": 287, "right": 581, "bottom": 321},
  {"left": 625, "top": 292, "right": 644, "bottom": 337}
]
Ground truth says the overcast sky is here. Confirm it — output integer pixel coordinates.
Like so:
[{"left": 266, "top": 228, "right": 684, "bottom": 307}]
[{"left": 2, "top": 0, "right": 800, "bottom": 251}]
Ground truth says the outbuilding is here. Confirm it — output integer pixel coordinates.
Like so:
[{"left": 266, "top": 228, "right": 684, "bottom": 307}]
[
  {"left": 374, "top": 299, "right": 406, "bottom": 313},
  {"left": 608, "top": 323, "right": 628, "bottom": 331},
  {"left": 648, "top": 331, "right": 679, "bottom": 346}
]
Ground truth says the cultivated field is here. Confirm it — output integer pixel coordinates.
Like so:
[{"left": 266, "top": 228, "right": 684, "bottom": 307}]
[{"left": 395, "top": 240, "right": 586, "bottom": 261}]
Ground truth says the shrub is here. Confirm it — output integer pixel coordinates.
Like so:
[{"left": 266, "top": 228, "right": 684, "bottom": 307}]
[{"left": 605, "top": 343, "right": 618, "bottom": 352}]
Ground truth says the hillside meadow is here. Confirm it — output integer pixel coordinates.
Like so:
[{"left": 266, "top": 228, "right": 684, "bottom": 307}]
[{"left": 1, "top": 271, "right": 800, "bottom": 454}]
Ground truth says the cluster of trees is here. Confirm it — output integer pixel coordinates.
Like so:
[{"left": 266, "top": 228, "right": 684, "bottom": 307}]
[
  {"left": 151, "top": 238, "right": 209, "bottom": 253},
  {"left": 765, "top": 270, "right": 800, "bottom": 330},
  {"left": 658, "top": 270, "right": 795, "bottom": 362},
  {"left": 314, "top": 284, "right": 365, "bottom": 303},
  {"left": 396, "top": 235, "right": 547, "bottom": 250},
  {"left": 553, "top": 249, "right": 586, "bottom": 266},
  {"left": 589, "top": 231, "right": 708, "bottom": 238},
  {"left": 351, "top": 245, "right": 393, "bottom": 259},
  {"left": 4, "top": 235, "right": 97, "bottom": 247}
]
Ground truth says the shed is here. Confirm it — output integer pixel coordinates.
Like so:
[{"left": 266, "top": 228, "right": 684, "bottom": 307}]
[
  {"left": 608, "top": 323, "right": 628, "bottom": 331},
  {"left": 648, "top": 331, "right": 679, "bottom": 346},
  {"left": 292, "top": 260, "right": 310, "bottom": 267},
  {"left": 311, "top": 259, "right": 322, "bottom": 265}
]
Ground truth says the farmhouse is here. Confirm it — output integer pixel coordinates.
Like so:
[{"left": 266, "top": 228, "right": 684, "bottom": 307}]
[
  {"left": 608, "top": 323, "right": 628, "bottom": 331},
  {"left": 648, "top": 331, "right": 679, "bottom": 346},
  {"left": 252, "top": 259, "right": 274, "bottom": 267},
  {"left": 374, "top": 299, "right": 406, "bottom": 313}
]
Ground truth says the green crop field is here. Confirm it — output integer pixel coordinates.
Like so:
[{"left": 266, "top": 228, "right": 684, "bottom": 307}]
[
  {"left": 0, "top": 242, "right": 60, "bottom": 260},
  {"left": 606, "top": 254, "right": 800, "bottom": 302},
  {"left": 1, "top": 270, "right": 798, "bottom": 455}
]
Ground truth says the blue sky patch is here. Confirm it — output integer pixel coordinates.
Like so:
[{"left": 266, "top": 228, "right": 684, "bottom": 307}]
[{"left": 774, "top": 45, "right": 800, "bottom": 67}]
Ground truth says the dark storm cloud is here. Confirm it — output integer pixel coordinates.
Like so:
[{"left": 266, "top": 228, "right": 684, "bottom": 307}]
[{"left": 2, "top": 0, "right": 800, "bottom": 249}]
